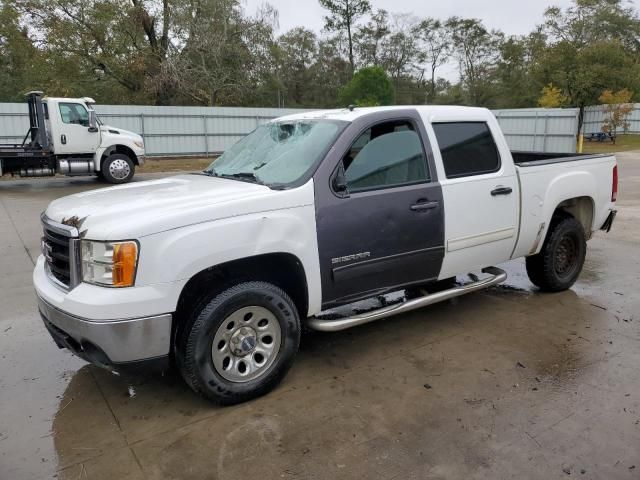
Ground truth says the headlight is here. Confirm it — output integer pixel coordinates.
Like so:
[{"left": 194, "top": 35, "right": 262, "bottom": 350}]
[
  {"left": 133, "top": 140, "right": 144, "bottom": 149},
  {"left": 81, "top": 240, "right": 139, "bottom": 287}
]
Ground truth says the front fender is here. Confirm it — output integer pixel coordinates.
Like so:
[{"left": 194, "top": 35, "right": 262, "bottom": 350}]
[{"left": 135, "top": 205, "right": 322, "bottom": 315}]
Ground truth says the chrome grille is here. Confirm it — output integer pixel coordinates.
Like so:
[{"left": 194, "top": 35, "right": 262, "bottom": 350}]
[{"left": 41, "top": 214, "right": 81, "bottom": 289}]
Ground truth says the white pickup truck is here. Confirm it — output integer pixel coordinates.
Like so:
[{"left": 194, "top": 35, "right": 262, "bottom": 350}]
[
  {"left": 34, "top": 106, "right": 617, "bottom": 404},
  {"left": 0, "top": 92, "right": 145, "bottom": 183}
]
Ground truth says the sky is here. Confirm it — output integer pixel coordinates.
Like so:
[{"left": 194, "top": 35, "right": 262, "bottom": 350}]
[
  {"left": 243, "top": 0, "right": 575, "bottom": 36},
  {"left": 242, "top": 0, "right": 576, "bottom": 80}
]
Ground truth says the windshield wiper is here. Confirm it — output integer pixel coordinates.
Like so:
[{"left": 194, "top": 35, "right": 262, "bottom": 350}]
[
  {"left": 224, "top": 172, "right": 262, "bottom": 183},
  {"left": 203, "top": 170, "right": 264, "bottom": 185}
]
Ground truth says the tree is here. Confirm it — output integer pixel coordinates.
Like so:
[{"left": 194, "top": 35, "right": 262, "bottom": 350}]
[
  {"left": 159, "top": 2, "right": 278, "bottom": 106},
  {"left": 0, "top": 1, "right": 48, "bottom": 100},
  {"left": 538, "top": 83, "right": 568, "bottom": 107},
  {"left": 599, "top": 89, "right": 634, "bottom": 135},
  {"left": 432, "top": 79, "right": 465, "bottom": 105},
  {"left": 446, "top": 17, "right": 503, "bottom": 106},
  {"left": 413, "top": 18, "right": 452, "bottom": 103},
  {"left": 495, "top": 32, "right": 546, "bottom": 108},
  {"left": 539, "top": 0, "right": 640, "bottom": 133},
  {"left": 535, "top": 39, "right": 639, "bottom": 133},
  {"left": 543, "top": 0, "right": 640, "bottom": 50},
  {"left": 319, "top": 0, "right": 371, "bottom": 74},
  {"left": 379, "top": 14, "right": 419, "bottom": 95},
  {"left": 3, "top": 0, "right": 640, "bottom": 111},
  {"left": 273, "top": 28, "right": 318, "bottom": 106},
  {"left": 17, "top": 0, "right": 277, "bottom": 106},
  {"left": 354, "top": 9, "right": 389, "bottom": 67},
  {"left": 25, "top": 0, "right": 173, "bottom": 104},
  {"left": 338, "top": 66, "right": 393, "bottom": 106}
]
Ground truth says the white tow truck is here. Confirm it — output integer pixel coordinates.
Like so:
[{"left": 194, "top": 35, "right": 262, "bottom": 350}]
[
  {"left": 0, "top": 92, "right": 145, "bottom": 183},
  {"left": 34, "top": 106, "right": 617, "bottom": 404}
]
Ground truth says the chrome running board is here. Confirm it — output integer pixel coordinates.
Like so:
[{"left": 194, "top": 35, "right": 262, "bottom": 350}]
[{"left": 307, "top": 266, "right": 507, "bottom": 332}]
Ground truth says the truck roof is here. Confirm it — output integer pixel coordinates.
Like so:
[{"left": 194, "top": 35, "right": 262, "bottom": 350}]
[
  {"left": 276, "top": 105, "right": 494, "bottom": 123},
  {"left": 43, "top": 96, "right": 96, "bottom": 105}
]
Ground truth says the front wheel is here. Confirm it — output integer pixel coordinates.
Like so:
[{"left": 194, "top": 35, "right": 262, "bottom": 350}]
[
  {"left": 101, "top": 153, "right": 135, "bottom": 184},
  {"left": 526, "top": 216, "right": 586, "bottom": 292},
  {"left": 176, "top": 281, "right": 301, "bottom": 404}
]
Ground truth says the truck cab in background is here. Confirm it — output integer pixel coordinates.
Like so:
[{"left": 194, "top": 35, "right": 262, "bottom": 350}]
[{"left": 0, "top": 91, "right": 145, "bottom": 183}]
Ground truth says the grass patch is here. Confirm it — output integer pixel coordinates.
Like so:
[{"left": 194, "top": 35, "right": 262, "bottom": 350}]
[
  {"left": 582, "top": 134, "right": 640, "bottom": 154},
  {"left": 138, "top": 156, "right": 214, "bottom": 174}
]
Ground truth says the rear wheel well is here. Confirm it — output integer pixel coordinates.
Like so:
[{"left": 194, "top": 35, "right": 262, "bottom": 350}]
[
  {"left": 552, "top": 196, "right": 594, "bottom": 239},
  {"left": 173, "top": 253, "right": 309, "bottom": 345},
  {"left": 102, "top": 145, "right": 138, "bottom": 166}
]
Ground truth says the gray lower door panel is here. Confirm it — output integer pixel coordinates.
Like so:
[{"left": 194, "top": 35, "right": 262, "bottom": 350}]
[{"left": 313, "top": 109, "right": 445, "bottom": 308}]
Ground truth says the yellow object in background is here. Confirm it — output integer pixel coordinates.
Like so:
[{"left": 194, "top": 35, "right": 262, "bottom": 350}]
[{"left": 577, "top": 133, "right": 584, "bottom": 153}]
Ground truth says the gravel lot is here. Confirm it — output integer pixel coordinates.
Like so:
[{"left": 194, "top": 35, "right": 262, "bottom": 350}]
[{"left": 1, "top": 153, "right": 639, "bottom": 479}]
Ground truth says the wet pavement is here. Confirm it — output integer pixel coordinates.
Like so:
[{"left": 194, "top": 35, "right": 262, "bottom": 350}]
[{"left": 1, "top": 158, "right": 639, "bottom": 479}]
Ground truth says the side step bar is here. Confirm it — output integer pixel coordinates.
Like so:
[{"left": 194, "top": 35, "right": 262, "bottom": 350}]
[{"left": 307, "top": 267, "right": 507, "bottom": 332}]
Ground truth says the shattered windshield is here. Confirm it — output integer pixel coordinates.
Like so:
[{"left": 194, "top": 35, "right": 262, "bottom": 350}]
[{"left": 204, "top": 119, "right": 346, "bottom": 187}]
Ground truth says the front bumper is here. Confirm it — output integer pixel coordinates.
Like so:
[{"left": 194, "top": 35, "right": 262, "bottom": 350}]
[{"left": 37, "top": 295, "right": 172, "bottom": 370}]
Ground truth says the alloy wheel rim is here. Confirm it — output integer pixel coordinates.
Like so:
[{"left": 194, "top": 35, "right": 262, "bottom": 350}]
[{"left": 211, "top": 306, "right": 281, "bottom": 382}]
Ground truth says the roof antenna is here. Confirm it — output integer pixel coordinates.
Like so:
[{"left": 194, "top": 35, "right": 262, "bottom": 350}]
[{"left": 347, "top": 104, "right": 357, "bottom": 112}]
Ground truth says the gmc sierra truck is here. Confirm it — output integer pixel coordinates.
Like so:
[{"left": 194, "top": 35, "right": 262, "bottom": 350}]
[
  {"left": 0, "top": 92, "right": 144, "bottom": 183},
  {"left": 34, "top": 106, "right": 618, "bottom": 404}
]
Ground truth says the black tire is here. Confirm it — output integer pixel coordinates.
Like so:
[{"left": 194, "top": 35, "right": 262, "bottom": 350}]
[
  {"left": 526, "top": 215, "right": 586, "bottom": 292},
  {"left": 176, "top": 281, "right": 301, "bottom": 405},
  {"left": 101, "top": 153, "right": 135, "bottom": 184}
]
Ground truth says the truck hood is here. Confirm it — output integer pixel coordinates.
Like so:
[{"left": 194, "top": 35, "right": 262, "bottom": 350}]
[
  {"left": 99, "top": 125, "right": 143, "bottom": 149},
  {"left": 44, "top": 174, "right": 287, "bottom": 239},
  {"left": 100, "top": 125, "right": 140, "bottom": 140}
]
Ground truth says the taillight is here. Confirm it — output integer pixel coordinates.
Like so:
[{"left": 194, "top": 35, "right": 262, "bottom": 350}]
[{"left": 612, "top": 164, "right": 618, "bottom": 202}]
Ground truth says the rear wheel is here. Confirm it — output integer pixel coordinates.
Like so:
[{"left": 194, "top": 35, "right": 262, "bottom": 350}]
[
  {"left": 101, "top": 153, "right": 134, "bottom": 184},
  {"left": 526, "top": 216, "right": 586, "bottom": 292},
  {"left": 176, "top": 281, "right": 301, "bottom": 404}
]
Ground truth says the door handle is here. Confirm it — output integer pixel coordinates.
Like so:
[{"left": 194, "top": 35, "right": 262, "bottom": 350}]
[
  {"left": 61, "top": 134, "right": 67, "bottom": 145},
  {"left": 491, "top": 187, "right": 512, "bottom": 196},
  {"left": 410, "top": 201, "right": 439, "bottom": 211}
]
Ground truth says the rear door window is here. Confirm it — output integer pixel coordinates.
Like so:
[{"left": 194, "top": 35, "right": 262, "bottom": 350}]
[{"left": 432, "top": 122, "right": 501, "bottom": 178}]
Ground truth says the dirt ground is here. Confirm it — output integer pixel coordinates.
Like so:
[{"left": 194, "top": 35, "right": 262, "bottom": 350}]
[
  {"left": 0, "top": 153, "right": 639, "bottom": 479},
  {"left": 138, "top": 157, "right": 213, "bottom": 174}
]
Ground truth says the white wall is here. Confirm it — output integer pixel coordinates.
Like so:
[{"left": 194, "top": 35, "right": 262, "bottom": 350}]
[
  {"left": 583, "top": 104, "right": 640, "bottom": 135},
  {"left": 1, "top": 103, "right": 579, "bottom": 155}
]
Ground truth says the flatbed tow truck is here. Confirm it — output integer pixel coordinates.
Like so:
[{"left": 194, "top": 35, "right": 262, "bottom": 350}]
[{"left": 0, "top": 92, "right": 145, "bottom": 184}]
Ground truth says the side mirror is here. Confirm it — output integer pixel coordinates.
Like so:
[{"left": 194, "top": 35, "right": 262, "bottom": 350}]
[
  {"left": 88, "top": 110, "right": 98, "bottom": 132},
  {"left": 333, "top": 164, "right": 349, "bottom": 197}
]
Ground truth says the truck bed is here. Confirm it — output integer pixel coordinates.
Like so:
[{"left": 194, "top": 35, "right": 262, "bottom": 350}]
[
  {"left": 511, "top": 151, "right": 609, "bottom": 167},
  {"left": 511, "top": 151, "right": 616, "bottom": 260},
  {"left": 0, "top": 145, "right": 45, "bottom": 156}
]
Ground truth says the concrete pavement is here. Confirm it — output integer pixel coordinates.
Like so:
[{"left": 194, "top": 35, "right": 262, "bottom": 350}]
[{"left": 0, "top": 160, "right": 639, "bottom": 479}]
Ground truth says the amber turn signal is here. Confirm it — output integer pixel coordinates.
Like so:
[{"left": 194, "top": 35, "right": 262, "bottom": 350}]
[{"left": 112, "top": 242, "right": 138, "bottom": 287}]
